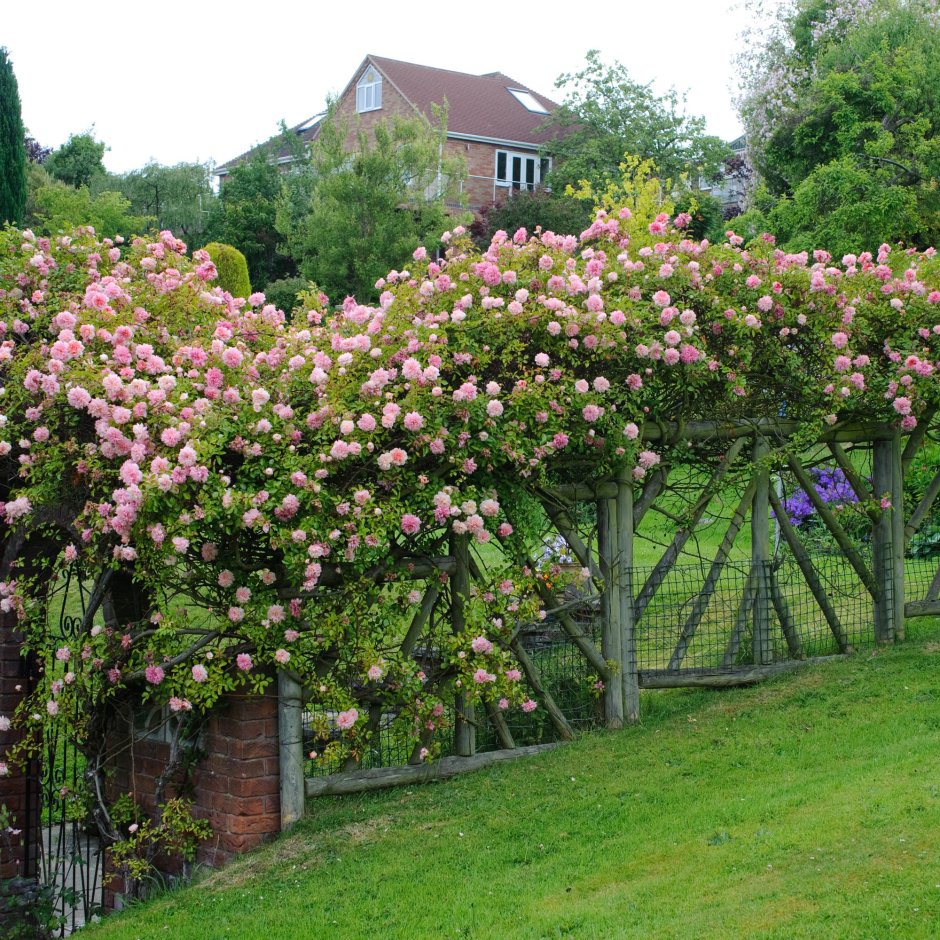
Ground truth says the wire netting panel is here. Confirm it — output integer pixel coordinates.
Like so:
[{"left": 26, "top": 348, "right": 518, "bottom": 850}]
[
  {"left": 772, "top": 551, "right": 873, "bottom": 654},
  {"left": 905, "top": 554, "right": 940, "bottom": 601}
]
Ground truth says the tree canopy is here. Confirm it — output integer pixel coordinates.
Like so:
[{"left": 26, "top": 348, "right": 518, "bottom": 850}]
[
  {"left": 545, "top": 50, "right": 730, "bottom": 194},
  {"left": 203, "top": 150, "right": 294, "bottom": 289},
  {"left": 117, "top": 162, "right": 215, "bottom": 241},
  {"left": 45, "top": 131, "right": 108, "bottom": 189},
  {"left": 735, "top": 0, "right": 940, "bottom": 256},
  {"left": 276, "top": 105, "right": 466, "bottom": 301}
]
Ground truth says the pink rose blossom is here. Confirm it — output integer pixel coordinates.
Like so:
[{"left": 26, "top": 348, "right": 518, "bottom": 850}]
[{"left": 336, "top": 708, "right": 359, "bottom": 731}]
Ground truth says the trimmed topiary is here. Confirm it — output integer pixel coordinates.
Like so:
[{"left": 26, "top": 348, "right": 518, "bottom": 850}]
[{"left": 201, "top": 241, "right": 251, "bottom": 299}]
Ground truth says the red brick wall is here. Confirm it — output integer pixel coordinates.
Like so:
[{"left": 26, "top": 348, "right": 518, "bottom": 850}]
[
  {"left": 104, "top": 685, "right": 281, "bottom": 908},
  {"left": 0, "top": 613, "right": 35, "bottom": 881}
]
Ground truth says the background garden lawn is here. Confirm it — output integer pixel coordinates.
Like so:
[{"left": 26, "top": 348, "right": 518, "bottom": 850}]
[{"left": 87, "top": 617, "right": 940, "bottom": 940}]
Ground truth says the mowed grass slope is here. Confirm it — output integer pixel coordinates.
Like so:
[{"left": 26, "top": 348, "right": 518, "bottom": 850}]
[{"left": 88, "top": 621, "right": 940, "bottom": 940}]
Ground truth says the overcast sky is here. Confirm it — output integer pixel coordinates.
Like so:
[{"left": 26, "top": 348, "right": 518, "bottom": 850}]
[{"left": 4, "top": 0, "right": 750, "bottom": 174}]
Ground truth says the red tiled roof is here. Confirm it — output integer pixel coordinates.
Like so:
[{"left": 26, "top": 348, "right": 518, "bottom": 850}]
[
  {"left": 217, "top": 56, "right": 561, "bottom": 174},
  {"left": 365, "top": 55, "right": 561, "bottom": 146}
]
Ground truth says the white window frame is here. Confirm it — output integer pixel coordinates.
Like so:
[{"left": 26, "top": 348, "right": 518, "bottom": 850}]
[
  {"left": 494, "top": 150, "right": 551, "bottom": 193},
  {"left": 356, "top": 69, "right": 383, "bottom": 114}
]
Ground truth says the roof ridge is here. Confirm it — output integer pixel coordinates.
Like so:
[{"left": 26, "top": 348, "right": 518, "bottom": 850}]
[{"left": 367, "top": 54, "right": 533, "bottom": 88}]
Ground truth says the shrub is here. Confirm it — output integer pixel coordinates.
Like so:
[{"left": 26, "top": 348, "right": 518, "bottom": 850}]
[
  {"left": 470, "top": 190, "right": 593, "bottom": 248},
  {"left": 261, "top": 276, "right": 311, "bottom": 315},
  {"left": 201, "top": 241, "right": 251, "bottom": 298}
]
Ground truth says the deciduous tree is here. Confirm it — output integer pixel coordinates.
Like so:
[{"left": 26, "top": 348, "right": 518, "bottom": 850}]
[
  {"left": 46, "top": 131, "right": 107, "bottom": 189},
  {"left": 545, "top": 50, "right": 729, "bottom": 194},
  {"left": 735, "top": 0, "right": 940, "bottom": 254},
  {"left": 276, "top": 105, "right": 466, "bottom": 301}
]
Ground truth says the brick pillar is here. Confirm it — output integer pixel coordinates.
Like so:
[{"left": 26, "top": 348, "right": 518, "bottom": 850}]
[
  {"left": 0, "top": 612, "right": 35, "bottom": 881},
  {"left": 0, "top": 612, "right": 41, "bottom": 932},
  {"left": 193, "top": 685, "right": 281, "bottom": 868},
  {"left": 103, "top": 684, "right": 282, "bottom": 909}
]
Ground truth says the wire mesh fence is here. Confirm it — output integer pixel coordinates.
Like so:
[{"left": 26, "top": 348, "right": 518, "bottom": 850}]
[{"left": 303, "top": 550, "right": 935, "bottom": 780}]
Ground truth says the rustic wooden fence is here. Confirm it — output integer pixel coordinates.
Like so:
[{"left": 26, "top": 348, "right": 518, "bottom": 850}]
[{"left": 278, "top": 418, "right": 940, "bottom": 811}]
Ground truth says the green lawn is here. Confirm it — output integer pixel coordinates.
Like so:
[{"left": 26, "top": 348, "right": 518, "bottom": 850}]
[{"left": 87, "top": 618, "right": 940, "bottom": 940}]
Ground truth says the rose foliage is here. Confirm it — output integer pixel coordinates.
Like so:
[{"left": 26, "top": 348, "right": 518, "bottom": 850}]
[{"left": 0, "top": 210, "right": 939, "bottom": 788}]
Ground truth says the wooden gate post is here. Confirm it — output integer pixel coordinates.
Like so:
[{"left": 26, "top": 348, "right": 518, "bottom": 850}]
[
  {"left": 599, "top": 493, "right": 624, "bottom": 729},
  {"left": 873, "top": 431, "right": 905, "bottom": 642},
  {"left": 752, "top": 436, "right": 772, "bottom": 665},
  {"left": 277, "top": 670, "right": 305, "bottom": 830},
  {"left": 616, "top": 469, "right": 640, "bottom": 722},
  {"left": 451, "top": 534, "right": 476, "bottom": 756}
]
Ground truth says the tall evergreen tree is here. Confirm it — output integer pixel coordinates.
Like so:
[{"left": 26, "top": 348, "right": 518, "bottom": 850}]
[{"left": 0, "top": 47, "right": 27, "bottom": 226}]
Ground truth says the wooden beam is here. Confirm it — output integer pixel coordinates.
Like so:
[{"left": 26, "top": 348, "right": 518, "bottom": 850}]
[
  {"left": 509, "top": 639, "right": 575, "bottom": 741},
  {"left": 634, "top": 438, "right": 748, "bottom": 626},
  {"left": 638, "top": 655, "right": 846, "bottom": 689},
  {"left": 721, "top": 565, "right": 758, "bottom": 668},
  {"left": 768, "top": 488, "right": 849, "bottom": 652},
  {"left": 769, "top": 568, "right": 804, "bottom": 659},
  {"left": 827, "top": 442, "right": 876, "bottom": 508},
  {"left": 616, "top": 469, "right": 639, "bottom": 723},
  {"left": 277, "top": 670, "right": 306, "bottom": 830},
  {"left": 530, "top": 571, "right": 611, "bottom": 682},
  {"left": 752, "top": 437, "right": 772, "bottom": 666},
  {"left": 927, "top": 564, "right": 940, "bottom": 603},
  {"left": 542, "top": 482, "right": 617, "bottom": 501},
  {"left": 666, "top": 478, "right": 758, "bottom": 671},
  {"left": 787, "top": 456, "right": 878, "bottom": 599},
  {"left": 450, "top": 534, "right": 475, "bottom": 757},
  {"left": 904, "top": 599, "right": 940, "bottom": 619},
  {"left": 872, "top": 434, "right": 903, "bottom": 642},
  {"left": 306, "top": 743, "right": 561, "bottom": 797},
  {"left": 901, "top": 406, "right": 936, "bottom": 475},
  {"left": 400, "top": 583, "right": 440, "bottom": 659},
  {"left": 598, "top": 493, "right": 623, "bottom": 729},
  {"left": 484, "top": 699, "right": 516, "bottom": 750},
  {"left": 640, "top": 419, "right": 896, "bottom": 444},
  {"left": 537, "top": 492, "right": 602, "bottom": 582},
  {"left": 905, "top": 469, "right": 940, "bottom": 543},
  {"left": 633, "top": 466, "right": 669, "bottom": 527}
]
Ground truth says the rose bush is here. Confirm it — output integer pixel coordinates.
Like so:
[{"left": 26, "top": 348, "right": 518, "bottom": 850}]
[{"left": 0, "top": 208, "right": 938, "bottom": 800}]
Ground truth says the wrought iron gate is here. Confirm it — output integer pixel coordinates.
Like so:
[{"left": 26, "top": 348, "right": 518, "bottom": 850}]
[{"left": 27, "top": 565, "right": 104, "bottom": 935}]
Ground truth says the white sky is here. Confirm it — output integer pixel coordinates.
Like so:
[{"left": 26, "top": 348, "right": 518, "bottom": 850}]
[{"left": 4, "top": 0, "right": 750, "bottom": 174}]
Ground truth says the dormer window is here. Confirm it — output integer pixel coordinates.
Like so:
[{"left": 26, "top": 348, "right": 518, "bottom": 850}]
[{"left": 356, "top": 68, "right": 383, "bottom": 113}]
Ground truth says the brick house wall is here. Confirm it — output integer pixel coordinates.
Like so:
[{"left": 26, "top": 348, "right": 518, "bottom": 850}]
[{"left": 331, "top": 61, "right": 544, "bottom": 213}]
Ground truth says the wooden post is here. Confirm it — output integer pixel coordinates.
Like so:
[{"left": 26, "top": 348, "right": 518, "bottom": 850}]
[
  {"left": 616, "top": 469, "right": 639, "bottom": 723},
  {"left": 891, "top": 432, "right": 906, "bottom": 640},
  {"left": 277, "top": 670, "right": 305, "bottom": 830},
  {"left": 451, "top": 533, "right": 475, "bottom": 756},
  {"left": 752, "top": 437, "right": 772, "bottom": 665},
  {"left": 873, "top": 433, "right": 904, "bottom": 643},
  {"left": 598, "top": 496, "right": 623, "bottom": 729}
]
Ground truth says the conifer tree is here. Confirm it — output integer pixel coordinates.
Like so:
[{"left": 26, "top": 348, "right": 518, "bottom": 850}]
[{"left": 0, "top": 47, "right": 27, "bottom": 226}]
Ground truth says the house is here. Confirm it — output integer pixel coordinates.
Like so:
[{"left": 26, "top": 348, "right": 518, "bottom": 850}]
[
  {"left": 702, "top": 134, "right": 748, "bottom": 218},
  {"left": 215, "top": 55, "right": 562, "bottom": 212}
]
